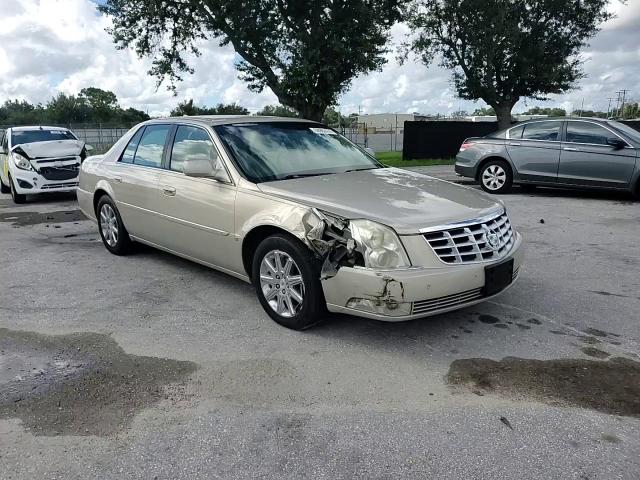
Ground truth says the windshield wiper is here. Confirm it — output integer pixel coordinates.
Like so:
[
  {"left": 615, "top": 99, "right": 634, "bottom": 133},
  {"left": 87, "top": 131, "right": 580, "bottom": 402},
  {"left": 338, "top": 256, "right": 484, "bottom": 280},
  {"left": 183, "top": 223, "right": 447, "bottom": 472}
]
[
  {"left": 344, "top": 167, "right": 379, "bottom": 173},
  {"left": 281, "top": 172, "right": 332, "bottom": 180}
]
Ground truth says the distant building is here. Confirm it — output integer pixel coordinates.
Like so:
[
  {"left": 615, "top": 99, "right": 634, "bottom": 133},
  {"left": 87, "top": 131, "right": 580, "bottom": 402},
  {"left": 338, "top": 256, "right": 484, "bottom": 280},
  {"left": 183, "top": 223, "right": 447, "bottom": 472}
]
[{"left": 356, "top": 113, "right": 428, "bottom": 133}]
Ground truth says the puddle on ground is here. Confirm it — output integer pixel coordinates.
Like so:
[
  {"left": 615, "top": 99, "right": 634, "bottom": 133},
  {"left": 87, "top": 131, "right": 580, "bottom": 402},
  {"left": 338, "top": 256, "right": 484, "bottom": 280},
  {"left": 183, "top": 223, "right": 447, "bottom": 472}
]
[
  {"left": 0, "top": 328, "right": 197, "bottom": 436},
  {"left": 447, "top": 356, "right": 640, "bottom": 418},
  {"left": 0, "top": 209, "right": 85, "bottom": 226}
]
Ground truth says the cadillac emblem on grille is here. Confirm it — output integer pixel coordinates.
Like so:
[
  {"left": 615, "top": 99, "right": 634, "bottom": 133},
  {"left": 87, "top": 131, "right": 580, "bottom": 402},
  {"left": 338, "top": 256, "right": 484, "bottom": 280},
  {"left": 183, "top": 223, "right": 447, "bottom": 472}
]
[{"left": 482, "top": 225, "right": 501, "bottom": 251}]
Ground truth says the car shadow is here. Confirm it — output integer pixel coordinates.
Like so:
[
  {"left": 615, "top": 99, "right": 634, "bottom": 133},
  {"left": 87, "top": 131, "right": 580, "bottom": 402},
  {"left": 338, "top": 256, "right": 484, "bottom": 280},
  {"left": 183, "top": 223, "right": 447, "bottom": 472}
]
[{"left": 512, "top": 185, "right": 636, "bottom": 202}]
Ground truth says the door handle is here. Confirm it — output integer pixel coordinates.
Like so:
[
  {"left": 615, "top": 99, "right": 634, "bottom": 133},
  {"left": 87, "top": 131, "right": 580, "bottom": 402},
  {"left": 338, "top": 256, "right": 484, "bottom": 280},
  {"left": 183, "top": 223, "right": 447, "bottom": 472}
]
[
  {"left": 509, "top": 142, "right": 521, "bottom": 146},
  {"left": 112, "top": 176, "right": 122, "bottom": 183},
  {"left": 563, "top": 147, "right": 579, "bottom": 152},
  {"left": 162, "top": 185, "right": 176, "bottom": 196}
]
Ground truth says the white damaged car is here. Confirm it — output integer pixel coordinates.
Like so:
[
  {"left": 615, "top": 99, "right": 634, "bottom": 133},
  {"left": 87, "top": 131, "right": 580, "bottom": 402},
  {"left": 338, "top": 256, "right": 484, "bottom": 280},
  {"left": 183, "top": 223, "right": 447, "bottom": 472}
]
[{"left": 0, "top": 126, "right": 91, "bottom": 203}]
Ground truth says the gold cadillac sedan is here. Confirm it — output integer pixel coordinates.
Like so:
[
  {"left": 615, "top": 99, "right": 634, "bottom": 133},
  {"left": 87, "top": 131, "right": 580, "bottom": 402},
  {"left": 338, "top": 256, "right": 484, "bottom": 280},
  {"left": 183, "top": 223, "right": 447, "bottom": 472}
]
[{"left": 77, "top": 116, "right": 524, "bottom": 330}]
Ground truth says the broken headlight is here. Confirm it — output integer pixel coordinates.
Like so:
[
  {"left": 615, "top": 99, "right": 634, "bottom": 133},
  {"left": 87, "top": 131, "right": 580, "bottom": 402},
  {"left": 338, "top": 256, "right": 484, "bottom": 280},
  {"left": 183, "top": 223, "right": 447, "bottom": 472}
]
[
  {"left": 349, "top": 220, "right": 410, "bottom": 269},
  {"left": 13, "top": 152, "right": 33, "bottom": 171}
]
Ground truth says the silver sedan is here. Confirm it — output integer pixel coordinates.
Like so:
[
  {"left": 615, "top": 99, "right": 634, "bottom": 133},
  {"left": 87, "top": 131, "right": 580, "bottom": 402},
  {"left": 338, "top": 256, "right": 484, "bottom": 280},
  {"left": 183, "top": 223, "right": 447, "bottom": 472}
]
[{"left": 78, "top": 116, "right": 523, "bottom": 329}]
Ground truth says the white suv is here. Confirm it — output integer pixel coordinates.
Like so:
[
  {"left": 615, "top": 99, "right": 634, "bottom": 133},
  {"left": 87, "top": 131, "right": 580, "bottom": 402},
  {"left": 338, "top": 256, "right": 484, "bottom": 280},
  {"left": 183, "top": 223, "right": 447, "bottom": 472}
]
[{"left": 0, "top": 126, "right": 90, "bottom": 203}]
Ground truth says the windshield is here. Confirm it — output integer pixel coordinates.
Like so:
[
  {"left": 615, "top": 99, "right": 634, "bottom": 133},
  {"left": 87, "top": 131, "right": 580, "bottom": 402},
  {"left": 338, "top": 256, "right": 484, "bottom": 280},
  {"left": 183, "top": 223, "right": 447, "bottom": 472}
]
[
  {"left": 214, "top": 122, "right": 380, "bottom": 183},
  {"left": 11, "top": 129, "right": 77, "bottom": 145},
  {"left": 606, "top": 121, "right": 640, "bottom": 143}
]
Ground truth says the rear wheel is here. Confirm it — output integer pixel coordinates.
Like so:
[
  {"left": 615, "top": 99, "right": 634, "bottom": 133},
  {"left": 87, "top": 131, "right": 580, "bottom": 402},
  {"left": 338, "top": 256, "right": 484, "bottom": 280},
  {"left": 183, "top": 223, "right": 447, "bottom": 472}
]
[
  {"left": 97, "top": 195, "right": 132, "bottom": 255},
  {"left": 479, "top": 160, "right": 512, "bottom": 194},
  {"left": 0, "top": 178, "right": 9, "bottom": 194},
  {"left": 252, "top": 234, "right": 327, "bottom": 330},
  {"left": 9, "top": 175, "right": 26, "bottom": 204}
]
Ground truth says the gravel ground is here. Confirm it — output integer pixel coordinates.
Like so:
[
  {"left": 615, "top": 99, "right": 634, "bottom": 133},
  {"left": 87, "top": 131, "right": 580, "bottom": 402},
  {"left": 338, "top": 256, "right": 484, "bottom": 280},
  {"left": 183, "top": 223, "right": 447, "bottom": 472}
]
[{"left": 1, "top": 167, "right": 639, "bottom": 480}]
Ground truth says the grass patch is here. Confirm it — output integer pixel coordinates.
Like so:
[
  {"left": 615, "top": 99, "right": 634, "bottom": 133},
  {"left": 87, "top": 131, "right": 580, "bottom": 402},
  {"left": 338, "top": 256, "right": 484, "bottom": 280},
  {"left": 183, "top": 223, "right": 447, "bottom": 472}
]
[{"left": 375, "top": 151, "right": 455, "bottom": 167}]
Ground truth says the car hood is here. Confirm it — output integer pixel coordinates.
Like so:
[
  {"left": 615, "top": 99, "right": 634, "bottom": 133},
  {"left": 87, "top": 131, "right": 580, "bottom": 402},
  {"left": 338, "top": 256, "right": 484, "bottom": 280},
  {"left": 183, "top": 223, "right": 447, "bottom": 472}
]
[
  {"left": 258, "top": 168, "right": 503, "bottom": 235},
  {"left": 13, "top": 140, "right": 84, "bottom": 159}
]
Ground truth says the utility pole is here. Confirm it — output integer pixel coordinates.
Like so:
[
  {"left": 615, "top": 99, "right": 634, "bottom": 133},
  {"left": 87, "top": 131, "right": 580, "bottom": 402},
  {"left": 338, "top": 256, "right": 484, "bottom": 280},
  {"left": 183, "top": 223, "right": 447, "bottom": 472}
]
[
  {"left": 619, "top": 89, "right": 630, "bottom": 119},
  {"left": 606, "top": 97, "right": 615, "bottom": 118}
]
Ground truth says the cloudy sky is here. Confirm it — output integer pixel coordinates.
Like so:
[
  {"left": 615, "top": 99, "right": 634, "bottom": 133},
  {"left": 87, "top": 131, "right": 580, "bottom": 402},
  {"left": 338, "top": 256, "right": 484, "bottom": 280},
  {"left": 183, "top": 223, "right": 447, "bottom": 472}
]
[{"left": 1, "top": 0, "right": 638, "bottom": 117}]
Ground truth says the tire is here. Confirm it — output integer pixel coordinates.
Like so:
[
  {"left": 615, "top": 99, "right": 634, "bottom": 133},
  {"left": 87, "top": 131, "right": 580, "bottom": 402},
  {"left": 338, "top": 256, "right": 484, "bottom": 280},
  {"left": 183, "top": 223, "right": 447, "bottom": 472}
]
[
  {"left": 252, "top": 233, "right": 327, "bottom": 330},
  {"left": 0, "top": 179, "right": 9, "bottom": 194},
  {"left": 479, "top": 160, "right": 513, "bottom": 194},
  {"left": 632, "top": 179, "right": 640, "bottom": 201},
  {"left": 8, "top": 175, "right": 26, "bottom": 204},
  {"left": 96, "top": 195, "right": 132, "bottom": 255}
]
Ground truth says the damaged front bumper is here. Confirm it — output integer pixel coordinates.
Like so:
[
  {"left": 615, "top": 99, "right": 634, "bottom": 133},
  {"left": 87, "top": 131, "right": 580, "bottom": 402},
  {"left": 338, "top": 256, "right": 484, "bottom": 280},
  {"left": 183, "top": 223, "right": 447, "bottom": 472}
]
[{"left": 321, "top": 232, "right": 523, "bottom": 321}]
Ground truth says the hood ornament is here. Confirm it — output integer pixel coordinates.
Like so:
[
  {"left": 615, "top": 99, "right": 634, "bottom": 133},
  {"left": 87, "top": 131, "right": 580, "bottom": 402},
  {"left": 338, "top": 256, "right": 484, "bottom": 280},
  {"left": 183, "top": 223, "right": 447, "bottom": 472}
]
[{"left": 482, "top": 225, "right": 501, "bottom": 251}]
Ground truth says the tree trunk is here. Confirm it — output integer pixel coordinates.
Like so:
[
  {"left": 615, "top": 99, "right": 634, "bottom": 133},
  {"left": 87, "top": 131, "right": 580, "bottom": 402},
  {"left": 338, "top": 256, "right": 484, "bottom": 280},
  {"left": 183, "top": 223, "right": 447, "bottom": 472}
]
[
  {"left": 495, "top": 103, "right": 514, "bottom": 131},
  {"left": 295, "top": 103, "right": 327, "bottom": 123}
]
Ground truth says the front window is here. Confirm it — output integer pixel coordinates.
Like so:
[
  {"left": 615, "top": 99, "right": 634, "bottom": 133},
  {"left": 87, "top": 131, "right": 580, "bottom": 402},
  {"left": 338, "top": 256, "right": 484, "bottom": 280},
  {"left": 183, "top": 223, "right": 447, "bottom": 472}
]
[
  {"left": 214, "top": 122, "right": 381, "bottom": 183},
  {"left": 566, "top": 121, "right": 613, "bottom": 146},
  {"left": 11, "top": 129, "right": 77, "bottom": 145}
]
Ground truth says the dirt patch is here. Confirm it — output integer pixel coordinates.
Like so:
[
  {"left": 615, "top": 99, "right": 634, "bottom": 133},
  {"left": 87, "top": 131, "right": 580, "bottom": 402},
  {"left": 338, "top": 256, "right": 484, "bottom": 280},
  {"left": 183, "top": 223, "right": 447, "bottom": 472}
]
[
  {"left": 447, "top": 356, "right": 640, "bottom": 418},
  {"left": 0, "top": 328, "right": 197, "bottom": 436},
  {"left": 0, "top": 209, "right": 85, "bottom": 226}
]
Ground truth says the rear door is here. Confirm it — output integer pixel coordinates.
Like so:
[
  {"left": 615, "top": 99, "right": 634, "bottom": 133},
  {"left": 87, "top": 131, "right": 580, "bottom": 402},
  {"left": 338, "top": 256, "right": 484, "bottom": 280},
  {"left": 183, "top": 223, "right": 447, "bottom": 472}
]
[
  {"left": 505, "top": 120, "right": 563, "bottom": 183},
  {"left": 558, "top": 120, "right": 636, "bottom": 188},
  {"left": 103, "top": 124, "right": 172, "bottom": 240},
  {"left": 153, "top": 124, "right": 237, "bottom": 270}
]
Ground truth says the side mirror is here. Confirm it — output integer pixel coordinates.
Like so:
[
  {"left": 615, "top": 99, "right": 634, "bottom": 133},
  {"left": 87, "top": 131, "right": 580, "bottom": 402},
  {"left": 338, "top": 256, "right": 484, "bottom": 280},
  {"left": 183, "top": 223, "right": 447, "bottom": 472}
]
[
  {"left": 607, "top": 137, "right": 627, "bottom": 150},
  {"left": 183, "top": 154, "right": 229, "bottom": 182},
  {"left": 85, "top": 144, "right": 94, "bottom": 152},
  {"left": 364, "top": 147, "right": 375, "bottom": 157}
]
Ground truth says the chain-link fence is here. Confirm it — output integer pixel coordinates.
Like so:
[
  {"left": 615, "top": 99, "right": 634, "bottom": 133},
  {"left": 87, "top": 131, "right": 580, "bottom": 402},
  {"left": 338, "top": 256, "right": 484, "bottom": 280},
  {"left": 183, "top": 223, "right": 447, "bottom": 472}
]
[
  {"left": 0, "top": 123, "right": 135, "bottom": 155},
  {"left": 328, "top": 122, "right": 403, "bottom": 153}
]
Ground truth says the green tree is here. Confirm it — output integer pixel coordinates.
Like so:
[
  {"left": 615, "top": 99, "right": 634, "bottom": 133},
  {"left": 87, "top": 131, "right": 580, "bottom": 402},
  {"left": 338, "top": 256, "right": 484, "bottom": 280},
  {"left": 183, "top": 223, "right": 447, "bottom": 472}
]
[
  {"left": 256, "top": 104, "right": 300, "bottom": 118},
  {"left": 406, "top": 0, "right": 613, "bottom": 129},
  {"left": 471, "top": 106, "right": 496, "bottom": 116},
  {"left": 170, "top": 99, "right": 249, "bottom": 116},
  {"left": 46, "top": 93, "right": 91, "bottom": 124},
  {"left": 522, "top": 106, "right": 567, "bottom": 117},
  {"left": 80, "top": 87, "right": 119, "bottom": 122},
  {"left": 99, "top": 0, "right": 404, "bottom": 122},
  {"left": 572, "top": 109, "right": 607, "bottom": 118},
  {"left": 0, "top": 100, "right": 46, "bottom": 125}
]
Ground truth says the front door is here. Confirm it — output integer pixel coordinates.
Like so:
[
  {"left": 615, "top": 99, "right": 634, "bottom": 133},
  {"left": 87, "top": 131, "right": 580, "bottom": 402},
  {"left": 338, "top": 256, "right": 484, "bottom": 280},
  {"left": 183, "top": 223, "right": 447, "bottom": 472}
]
[
  {"left": 558, "top": 120, "right": 636, "bottom": 188},
  {"left": 505, "top": 120, "right": 563, "bottom": 183},
  {"left": 154, "top": 124, "right": 237, "bottom": 271}
]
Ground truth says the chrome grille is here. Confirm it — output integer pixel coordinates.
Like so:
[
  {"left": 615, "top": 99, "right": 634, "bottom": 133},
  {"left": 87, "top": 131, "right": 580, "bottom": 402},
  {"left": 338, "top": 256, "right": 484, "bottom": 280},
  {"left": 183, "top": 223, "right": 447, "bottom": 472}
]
[
  {"left": 423, "top": 212, "right": 514, "bottom": 264},
  {"left": 412, "top": 288, "right": 483, "bottom": 315}
]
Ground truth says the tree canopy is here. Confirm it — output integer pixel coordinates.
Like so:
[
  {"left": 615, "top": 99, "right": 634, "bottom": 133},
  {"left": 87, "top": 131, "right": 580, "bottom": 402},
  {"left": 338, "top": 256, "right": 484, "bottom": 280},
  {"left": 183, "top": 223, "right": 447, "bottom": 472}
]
[
  {"left": 406, "top": 0, "right": 613, "bottom": 129},
  {"left": 521, "top": 106, "right": 567, "bottom": 117},
  {"left": 0, "top": 88, "right": 149, "bottom": 126},
  {"left": 99, "top": 0, "right": 404, "bottom": 121},
  {"left": 170, "top": 99, "right": 249, "bottom": 116}
]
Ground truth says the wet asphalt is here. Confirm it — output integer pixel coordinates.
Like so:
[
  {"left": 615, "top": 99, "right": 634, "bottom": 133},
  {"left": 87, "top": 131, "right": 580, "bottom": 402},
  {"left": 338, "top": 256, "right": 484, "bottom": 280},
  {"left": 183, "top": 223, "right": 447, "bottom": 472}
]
[{"left": 1, "top": 169, "right": 639, "bottom": 479}]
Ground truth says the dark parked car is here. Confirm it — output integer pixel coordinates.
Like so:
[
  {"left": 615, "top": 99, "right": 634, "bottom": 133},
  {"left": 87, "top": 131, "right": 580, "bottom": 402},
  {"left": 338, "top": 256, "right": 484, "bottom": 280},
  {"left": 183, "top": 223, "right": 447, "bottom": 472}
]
[{"left": 455, "top": 118, "right": 640, "bottom": 198}]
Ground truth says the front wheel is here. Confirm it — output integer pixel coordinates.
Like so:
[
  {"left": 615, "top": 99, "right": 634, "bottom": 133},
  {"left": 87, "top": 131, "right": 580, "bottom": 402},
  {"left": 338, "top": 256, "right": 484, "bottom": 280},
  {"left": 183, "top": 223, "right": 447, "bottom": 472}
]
[
  {"left": 9, "top": 175, "right": 26, "bottom": 204},
  {"left": 479, "top": 160, "right": 512, "bottom": 194},
  {"left": 97, "top": 195, "right": 132, "bottom": 255},
  {"left": 252, "top": 234, "right": 327, "bottom": 330}
]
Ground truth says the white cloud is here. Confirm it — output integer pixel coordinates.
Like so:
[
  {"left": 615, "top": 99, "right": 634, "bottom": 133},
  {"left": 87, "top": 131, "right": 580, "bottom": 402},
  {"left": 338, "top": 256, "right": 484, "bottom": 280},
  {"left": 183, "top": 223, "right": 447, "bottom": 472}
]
[{"left": 1, "top": 0, "right": 638, "bottom": 118}]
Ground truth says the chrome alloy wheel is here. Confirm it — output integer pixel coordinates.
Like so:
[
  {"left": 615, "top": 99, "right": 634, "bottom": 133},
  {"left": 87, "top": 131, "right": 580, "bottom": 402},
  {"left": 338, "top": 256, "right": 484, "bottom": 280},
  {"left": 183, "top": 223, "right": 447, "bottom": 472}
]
[
  {"left": 482, "top": 165, "right": 507, "bottom": 191},
  {"left": 99, "top": 203, "right": 119, "bottom": 247},
  {"left": 259, "top": 250, "right": 305, "bottom": 318}
]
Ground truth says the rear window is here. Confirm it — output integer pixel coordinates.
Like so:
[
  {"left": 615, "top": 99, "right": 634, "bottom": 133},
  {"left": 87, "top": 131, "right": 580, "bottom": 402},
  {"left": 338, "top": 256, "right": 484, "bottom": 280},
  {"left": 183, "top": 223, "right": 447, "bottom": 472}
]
[
  {"left": 521, "top": 121, "right": 561, "bottom": 141},
  {"left": 11, "top": 129, "right": 77, "bottom": 145}
]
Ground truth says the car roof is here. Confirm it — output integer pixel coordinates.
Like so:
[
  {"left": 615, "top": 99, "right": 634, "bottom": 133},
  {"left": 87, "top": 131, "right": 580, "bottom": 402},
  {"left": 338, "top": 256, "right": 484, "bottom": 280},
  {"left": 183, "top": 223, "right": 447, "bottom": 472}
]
[
  {"left": 144, "top": 115, "right": 319, "bottom": 127},
  {"left": 516, "top": 117, "right": 609, "bottom": 124},
  {"left": 10, "top": 125, "right": 71, "bottom": 131}
]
